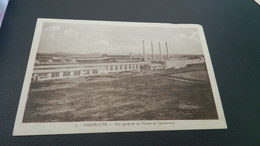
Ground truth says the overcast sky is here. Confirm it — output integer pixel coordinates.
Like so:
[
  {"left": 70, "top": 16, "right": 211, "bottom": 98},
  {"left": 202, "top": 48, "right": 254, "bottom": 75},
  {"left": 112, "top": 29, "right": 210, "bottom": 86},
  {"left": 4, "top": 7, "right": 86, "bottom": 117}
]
[{"left": 38, "top": 22, "right": 203, "bottom": 55}]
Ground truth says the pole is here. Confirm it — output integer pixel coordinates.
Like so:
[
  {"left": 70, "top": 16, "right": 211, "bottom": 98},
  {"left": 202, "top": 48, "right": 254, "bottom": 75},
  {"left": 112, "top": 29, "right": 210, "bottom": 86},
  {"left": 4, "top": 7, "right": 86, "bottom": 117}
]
[
  {"left": 159, "top": 42, "right": 162, "bottom": 61},
  {"left": 151, "top": 41, "right": 154, "bottom": 61},
  {"left": 142, "top": 40, "right": 146, "bottom": 61},
  {"left": 165, "top": 42, "right": 169, "bottom": 60}
]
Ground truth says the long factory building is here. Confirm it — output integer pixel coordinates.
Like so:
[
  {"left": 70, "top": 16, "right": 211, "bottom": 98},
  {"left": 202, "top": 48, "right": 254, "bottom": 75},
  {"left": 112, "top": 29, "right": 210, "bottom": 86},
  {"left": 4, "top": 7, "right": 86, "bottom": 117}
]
[{"left": 32, "top": 61, "right": 148, "bottom": 82}]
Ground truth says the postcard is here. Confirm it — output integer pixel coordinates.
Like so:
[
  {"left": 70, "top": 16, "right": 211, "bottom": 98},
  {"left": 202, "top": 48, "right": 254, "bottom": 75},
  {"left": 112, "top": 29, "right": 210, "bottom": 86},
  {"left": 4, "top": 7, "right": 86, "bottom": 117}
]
[
  {"left": 255, "top": 0, "right": 260, "bottom": 5},
  {"left": 13, "top": 18, "right": 227, "bottom": 136}
]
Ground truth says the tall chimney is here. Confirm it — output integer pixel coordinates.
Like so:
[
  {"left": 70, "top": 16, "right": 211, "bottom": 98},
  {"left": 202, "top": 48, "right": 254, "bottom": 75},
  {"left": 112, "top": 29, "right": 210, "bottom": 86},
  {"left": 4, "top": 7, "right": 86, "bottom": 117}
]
[
  {"left": 130, "top": 53, "right": 132, "bottom": 62},
  {"left": 142, "top": 40, "right": 146, "bottom": 61},
  {"left": 159, "top": 42, "right": 162, "bottom": 61},
  {"left": 151, "top": 41, "right": 154, "bottom": 61},
  {"left": 165, "top": 42, "right": 169, "bottom": 60}
]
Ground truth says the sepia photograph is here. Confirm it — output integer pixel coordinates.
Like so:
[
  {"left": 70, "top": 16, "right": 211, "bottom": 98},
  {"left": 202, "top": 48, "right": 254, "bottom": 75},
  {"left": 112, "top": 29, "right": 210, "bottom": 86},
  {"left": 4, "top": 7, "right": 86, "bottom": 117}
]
[{"left": 13, "top": 19, "right": 226, "bottom": 135}]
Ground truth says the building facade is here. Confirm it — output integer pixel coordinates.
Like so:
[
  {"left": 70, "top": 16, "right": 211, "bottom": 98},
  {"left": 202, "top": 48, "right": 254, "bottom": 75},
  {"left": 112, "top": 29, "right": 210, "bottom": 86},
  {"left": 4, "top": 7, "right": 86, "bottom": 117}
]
[{"left": 31, "top": 62, "right": 146, "bottom": 82}]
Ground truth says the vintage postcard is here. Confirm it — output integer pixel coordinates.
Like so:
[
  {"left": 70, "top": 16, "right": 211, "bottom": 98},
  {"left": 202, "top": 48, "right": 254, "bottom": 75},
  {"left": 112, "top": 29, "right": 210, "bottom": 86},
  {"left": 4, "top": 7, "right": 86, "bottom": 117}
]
[{"left": 13, "top": 18, "right": 227, "bottom": 136}]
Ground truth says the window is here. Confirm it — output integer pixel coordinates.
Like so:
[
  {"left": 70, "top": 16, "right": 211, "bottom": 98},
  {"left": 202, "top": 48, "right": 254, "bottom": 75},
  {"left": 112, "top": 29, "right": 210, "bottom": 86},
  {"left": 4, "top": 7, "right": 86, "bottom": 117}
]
[
  {"left": 63, "top": 72, "right": 70, "bottom": 77},
  {"left": 51, "top": 72, "right": 59, "bottom": 78},
  {"left": 129, "top": 64, "right": 132, "bottom": 69},
  {"left": 93, "top": 70, "right": 98, "bottom": 74},
  {"left": 136, "top": 64, "right": 138, "bottom": 69},
  {"left": 110, "top": 65, "right": 113, "bottom": 71},
  {"left": 124, "top": 64, "right": 127, "bottom": 69},
  {"left": 38, "top": 73, "right": 47, "bottom": 77},
  {"left": 74, "top": 71, "right": 80, "bottom": 76},
  {"left": 83, "top": 70, "right": 90, "bottom": 75},
  {"left": 120, "top": 65, "right": 123, "bottom": 70},
  {"left": 115, "top": 65, "right": 118, "bottom": 70}
]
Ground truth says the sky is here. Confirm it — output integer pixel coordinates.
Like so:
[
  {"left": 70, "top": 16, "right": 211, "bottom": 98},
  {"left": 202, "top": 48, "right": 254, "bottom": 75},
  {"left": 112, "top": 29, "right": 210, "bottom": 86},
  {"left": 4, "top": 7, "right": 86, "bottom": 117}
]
[
  {"left": 0, "top": 0, "right": 8, "bottom": 26},
  {"left": 38, "top": 22, "right": 204, "bottom": 55}
]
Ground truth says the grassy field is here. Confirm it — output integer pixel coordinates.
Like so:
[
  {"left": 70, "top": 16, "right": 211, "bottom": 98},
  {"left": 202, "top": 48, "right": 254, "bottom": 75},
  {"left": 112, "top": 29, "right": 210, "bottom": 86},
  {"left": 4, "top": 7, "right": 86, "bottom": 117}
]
[{"left": 23, "top": 63, "right": 218, "bottom": 123}]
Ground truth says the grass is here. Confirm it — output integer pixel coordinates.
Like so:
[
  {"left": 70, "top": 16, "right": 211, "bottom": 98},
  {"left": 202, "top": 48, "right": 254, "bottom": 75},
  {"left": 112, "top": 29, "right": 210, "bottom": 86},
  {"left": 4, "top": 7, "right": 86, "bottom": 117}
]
[{"left": 23, "top": 63, "right": 218, "bottom": 123}]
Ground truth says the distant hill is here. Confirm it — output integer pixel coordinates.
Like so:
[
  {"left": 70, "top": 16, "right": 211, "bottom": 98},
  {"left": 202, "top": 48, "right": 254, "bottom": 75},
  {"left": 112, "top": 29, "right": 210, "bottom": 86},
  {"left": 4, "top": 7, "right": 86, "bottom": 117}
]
[
  {"left": 38, "top": 52, "right": 105, "bottom": 58},
  {"left": 37, "top": 52, "right": 203, "bottom": 59}
]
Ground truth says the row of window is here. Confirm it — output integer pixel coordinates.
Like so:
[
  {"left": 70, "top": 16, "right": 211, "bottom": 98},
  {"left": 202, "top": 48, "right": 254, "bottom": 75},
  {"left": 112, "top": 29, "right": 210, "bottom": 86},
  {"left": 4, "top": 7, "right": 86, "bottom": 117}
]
[
  {"left": 38, "top": 70, "right": 99, "bottom": 78},
  {"left": 106, "top": 64, "right": 139, "bottom": 71},
  {"left": 74, "top": 71, "right": 80, "bottom": 76},
  {"left": 36, "top": 64, "right": 140, "bottom": 78},
  {"left": 51, "top": 72, "right": 59, "bottom": 77},
  {"left": 38, "top": 73, "right": 48, "bottom": 77}
]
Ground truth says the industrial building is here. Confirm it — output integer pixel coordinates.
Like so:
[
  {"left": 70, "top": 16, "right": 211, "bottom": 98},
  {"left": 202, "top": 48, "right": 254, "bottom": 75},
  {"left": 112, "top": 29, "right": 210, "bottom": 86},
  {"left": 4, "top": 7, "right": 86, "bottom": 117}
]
[
  {"left": 32, "top": 62, "right": 145, "bottom": 82},
  {"left": 31, "top": 40, "right": 205, "bottom": 82}
]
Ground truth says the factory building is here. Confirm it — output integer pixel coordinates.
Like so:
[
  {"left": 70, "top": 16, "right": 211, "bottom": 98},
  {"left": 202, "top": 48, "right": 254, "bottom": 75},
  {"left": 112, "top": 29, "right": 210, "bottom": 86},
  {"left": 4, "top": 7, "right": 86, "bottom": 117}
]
[
  {"left": 142, "top": 63, "right": 165, "bottom": 70},
  {"left": 31, "top": 62, "right": 145, "bottom": 82},
  {"left": 31, "top": 40, "right": 205, "bottom": 82}
]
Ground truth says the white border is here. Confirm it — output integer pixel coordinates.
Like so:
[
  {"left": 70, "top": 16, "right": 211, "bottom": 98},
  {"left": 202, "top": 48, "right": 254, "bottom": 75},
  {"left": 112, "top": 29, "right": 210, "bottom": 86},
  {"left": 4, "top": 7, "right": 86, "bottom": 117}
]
[{"left": 13, "top": 18, "right": 227, "bottom": 136}]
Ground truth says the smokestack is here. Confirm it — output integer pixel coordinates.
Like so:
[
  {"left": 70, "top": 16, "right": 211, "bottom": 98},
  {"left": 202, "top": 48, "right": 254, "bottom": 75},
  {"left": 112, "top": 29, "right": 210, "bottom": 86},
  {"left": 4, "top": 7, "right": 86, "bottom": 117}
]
[
  {"left": 159, "top": 42, "right": 162, "bottom": 61},
  {"left": 151, "top": 41, "right": 154, "bottom": 61},
  {"left": 130, "top": 53, "right": 132, "bottom": 62},
  {"left": 165, "top": 42, "right": 169, "bottom": 60},
  {"left": 142, "top": 40, "right": 146, "bottom": 61}
]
